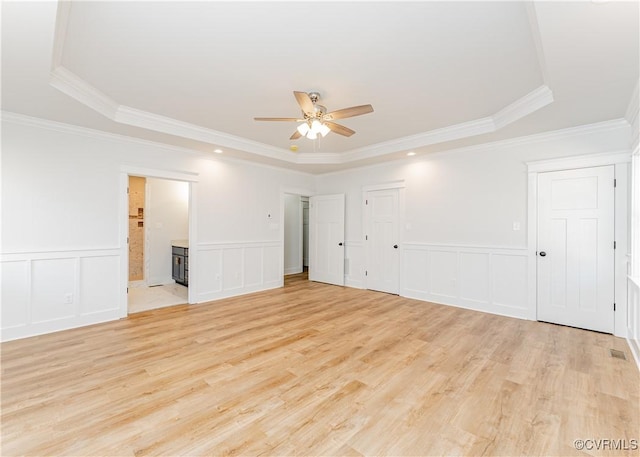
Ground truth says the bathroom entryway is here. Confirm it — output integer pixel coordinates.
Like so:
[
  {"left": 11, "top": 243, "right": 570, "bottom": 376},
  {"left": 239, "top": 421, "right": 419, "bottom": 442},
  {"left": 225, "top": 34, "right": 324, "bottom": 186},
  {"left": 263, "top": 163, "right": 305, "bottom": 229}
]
[{"left": 127, "top": 175, "right": 190, "bottom": 314}]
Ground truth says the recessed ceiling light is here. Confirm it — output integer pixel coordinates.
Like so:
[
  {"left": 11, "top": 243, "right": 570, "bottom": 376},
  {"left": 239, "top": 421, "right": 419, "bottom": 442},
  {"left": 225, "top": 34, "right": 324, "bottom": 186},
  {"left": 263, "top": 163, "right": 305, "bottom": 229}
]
[
  {"left": 407, "top": 151, "right": 416, "bottom": 156},
  {"left": 214, "top": 148, "right": 223, "bottom": 154}
]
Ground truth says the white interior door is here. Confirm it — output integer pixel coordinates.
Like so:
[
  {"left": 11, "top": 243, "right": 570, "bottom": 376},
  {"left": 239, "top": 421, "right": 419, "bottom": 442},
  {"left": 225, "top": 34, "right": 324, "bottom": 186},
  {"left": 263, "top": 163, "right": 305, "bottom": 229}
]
[
  {"left": 537, "top": 166, "right": 615, "bottom": 333},
  {"left": 309, "top": 194, "right": 345, "bottom": 286},
  {"left": 365, "top": 189, "right": 399, "bottom": 294}
]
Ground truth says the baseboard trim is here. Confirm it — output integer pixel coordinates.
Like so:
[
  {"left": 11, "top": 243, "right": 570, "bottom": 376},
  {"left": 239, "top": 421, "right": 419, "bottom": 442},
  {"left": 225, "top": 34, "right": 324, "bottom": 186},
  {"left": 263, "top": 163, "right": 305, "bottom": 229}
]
[
  {"left": 401, "top": 290, "right": 532, "bottom": 321},
  {"left": 1, "top": 309, "right": 121, "bottom": 342},
  {"left": 195, "top": 281, "right": 282, "bottom": 304}
]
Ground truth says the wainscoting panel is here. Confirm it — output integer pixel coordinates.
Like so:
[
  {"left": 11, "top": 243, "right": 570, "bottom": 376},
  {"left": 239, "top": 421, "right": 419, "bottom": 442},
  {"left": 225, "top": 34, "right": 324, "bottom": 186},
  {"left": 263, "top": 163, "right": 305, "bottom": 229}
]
[
  {"left": 197, "top": 249, "right": 223, "bottom": 295},
  {"left": 196, "top": 241, "right": 282, "bottom": 303},
  {"left": 263, "top": 246, "right": 281, "bottom": 284},
  {"left": 402, "top": 244, "right": 531, "bottom": 320},
  {"left": 428, "top": 250, "right": 458, "bottom": 299},
  {"left": 31, "top": 258, "right": 76, "bottom": 323},
  {"left": 222, "top": 248, "right": 243, "bottom": 291},
  {"left": 459, "top": 252, "right": 490, "bottom": 304},
  {"left": 80, "top": 256, "right": 121, "bottom": 315},
  {"left": 492, "top": 254, "right": 528, "bottom": 310},
  {"left": 1, "top": 249, "right": 122, "bottom": 342},
  {"left": 403, "top": 249, "right": 428, "bottom": 293},
  {"left": 244, "top": 247, "right": 263, "bottom": 288},
  {"left": 1, "top": 260, "right": 30, "bottom": 329}
]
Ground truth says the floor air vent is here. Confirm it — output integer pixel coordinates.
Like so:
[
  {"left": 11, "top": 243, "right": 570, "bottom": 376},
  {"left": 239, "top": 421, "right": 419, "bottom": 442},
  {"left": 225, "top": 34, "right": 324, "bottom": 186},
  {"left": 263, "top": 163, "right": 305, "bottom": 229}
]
[{"left": 610, "top": 349, "right": 627, "bottom": 360}]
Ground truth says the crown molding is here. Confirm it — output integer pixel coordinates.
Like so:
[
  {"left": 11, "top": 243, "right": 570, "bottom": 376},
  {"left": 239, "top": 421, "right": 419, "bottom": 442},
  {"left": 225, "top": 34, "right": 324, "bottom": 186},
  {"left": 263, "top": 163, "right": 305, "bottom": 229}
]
[
  {"left": 3, "top": 110, "right": 629, "bottom": 179},
  {"left": 1, "top": 111, "right": 203, "bottom": 156},
  {"left": 342, "top": 116, "right": 495, "bottom": 163},
  {"left": 49, "top": 67, "right": 119, "bottom": 119},
  {"left": 492, "top": 85, "right": 553, "bottom": 129},
  {"left": 0, "top": 111, "right": 317, "bottom": 177},
  {"left": 525, "top": 2, "right": 549, "bottom": 85},
  {"left": 317, "top": 119, "right": 630, "bottom": 177},
  {"left": 437, "top": 118, "right": 629, "bottom": 157},
  {"left": 342, "top": 84, "right": 553, "bottom": 163},
  {"left": 114, "top": 105, "right": 296, "bottom": 163},
  {"left": 51, "top": 1, "right": 72, "bottom": 70},
  {"left": 49, "top": 67, "right": 299, "bottom": 164},
  {"left": 48, "top": 58, "right": 554, "bottom": 167}
]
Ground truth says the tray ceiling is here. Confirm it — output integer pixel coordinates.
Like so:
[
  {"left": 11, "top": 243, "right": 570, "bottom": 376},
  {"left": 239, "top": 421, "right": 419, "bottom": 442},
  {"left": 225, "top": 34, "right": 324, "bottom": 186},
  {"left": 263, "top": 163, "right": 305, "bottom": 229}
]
[{"left": 1, "top": 1, "right": 638, "bottom": 173}]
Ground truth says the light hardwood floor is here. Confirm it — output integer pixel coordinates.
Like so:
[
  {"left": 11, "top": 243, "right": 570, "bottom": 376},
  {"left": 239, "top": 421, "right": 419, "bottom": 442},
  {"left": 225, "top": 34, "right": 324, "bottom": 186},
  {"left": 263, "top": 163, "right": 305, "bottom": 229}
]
[{"left": 2, "top": 273, "right": 638, "bottom": 456}]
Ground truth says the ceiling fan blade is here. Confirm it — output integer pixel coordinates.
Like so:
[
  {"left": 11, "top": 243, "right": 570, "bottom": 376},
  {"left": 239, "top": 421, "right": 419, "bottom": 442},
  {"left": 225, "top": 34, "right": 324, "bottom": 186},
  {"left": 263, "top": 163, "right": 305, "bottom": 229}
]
[
  {"left": 254, "top": 117, "right": 301, "bottom": 122},
  {"left": 294, "top": 91, "right": 314, "bottom": 115},
  {"left": 290, "top": 130, "right": 302, "bottom": 140},
  {"left": 325, "top": 121, "right": 355, "bottom": 137},
  {"left": 323, "top": 104, "right": 374, "bottom": 121}
]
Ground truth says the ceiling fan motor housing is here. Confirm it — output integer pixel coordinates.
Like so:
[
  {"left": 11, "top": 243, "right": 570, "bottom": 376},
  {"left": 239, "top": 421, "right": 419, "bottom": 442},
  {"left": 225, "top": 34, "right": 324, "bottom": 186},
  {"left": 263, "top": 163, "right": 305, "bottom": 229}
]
[{"left": 306, "top": 92, "right": 326, "bottom": 119}]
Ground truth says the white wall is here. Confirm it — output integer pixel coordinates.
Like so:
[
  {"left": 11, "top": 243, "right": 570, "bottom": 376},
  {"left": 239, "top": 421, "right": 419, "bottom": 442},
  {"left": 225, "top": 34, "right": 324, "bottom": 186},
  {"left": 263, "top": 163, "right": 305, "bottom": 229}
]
[
  {"left": 146, "top": 177, "right": 189, "bottom": 285},
  {"left": 316, "top": 121, "right": 631, "bottom": 321},
  {"left": 1, "top": 112, "right": 634, "bottom": 342},
  {"left": 283, "top": 194, "right": 302, "bottom": 275},
  {"left": 0, "top": 114, "right": 314, "bottom": 341},
  {"left": 625, "top": 80, "right": 640, "bottom": 366}
]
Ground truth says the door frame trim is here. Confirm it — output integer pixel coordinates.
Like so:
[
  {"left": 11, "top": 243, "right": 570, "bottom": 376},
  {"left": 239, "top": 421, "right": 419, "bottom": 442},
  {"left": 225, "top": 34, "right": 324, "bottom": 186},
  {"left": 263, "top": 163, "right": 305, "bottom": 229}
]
[
  {"left": 280, "top": 187, "right": 315, "bottom": 282},
  {"left": 526, "top": 151, "right": 630, "bottom": 336},
  {"left": 362, "top": 181, "right": 405, "bottom": 294},
  {"left": 120, "top": 166, "right": 199, "bottom": 318}
]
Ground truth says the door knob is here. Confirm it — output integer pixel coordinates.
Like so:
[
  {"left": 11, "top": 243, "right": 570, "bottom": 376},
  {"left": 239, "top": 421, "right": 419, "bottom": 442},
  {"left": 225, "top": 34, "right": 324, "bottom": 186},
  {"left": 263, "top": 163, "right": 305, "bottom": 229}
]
[
  {"left": 393, "top": 244, "right": 398, "bottom": 249},
  {"left": 539, "top": 251, "right": 546, "bottom": 257},
  {"left": 338, "top": 242, "right": 343, "bottom": 246}
]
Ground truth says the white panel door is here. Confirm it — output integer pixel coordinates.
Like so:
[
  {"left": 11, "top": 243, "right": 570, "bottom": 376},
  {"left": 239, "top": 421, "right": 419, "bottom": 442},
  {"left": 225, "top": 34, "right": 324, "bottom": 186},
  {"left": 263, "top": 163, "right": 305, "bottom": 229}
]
[
  {"left": 365, "top": 189, "right": 399, "bottom": 294},
  {"left": 537, "top": 166, "right": 615, "bottom": 333},
  {"left": 309, "top": 194, "right": 345, "bottom": 286}
]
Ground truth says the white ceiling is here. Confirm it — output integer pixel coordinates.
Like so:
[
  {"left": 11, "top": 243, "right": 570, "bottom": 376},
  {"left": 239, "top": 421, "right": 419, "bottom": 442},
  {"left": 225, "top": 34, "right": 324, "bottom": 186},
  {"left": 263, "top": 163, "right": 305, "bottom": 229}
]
[{"left": 2, "top": 1, "right": 638, "bottom": 174}]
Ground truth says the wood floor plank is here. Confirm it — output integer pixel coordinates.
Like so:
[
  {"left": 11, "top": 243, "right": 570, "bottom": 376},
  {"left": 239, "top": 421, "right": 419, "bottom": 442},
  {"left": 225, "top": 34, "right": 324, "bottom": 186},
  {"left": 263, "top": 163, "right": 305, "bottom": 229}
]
[{"left": 1, "top": 272, "right": 638, "bottom": 456}]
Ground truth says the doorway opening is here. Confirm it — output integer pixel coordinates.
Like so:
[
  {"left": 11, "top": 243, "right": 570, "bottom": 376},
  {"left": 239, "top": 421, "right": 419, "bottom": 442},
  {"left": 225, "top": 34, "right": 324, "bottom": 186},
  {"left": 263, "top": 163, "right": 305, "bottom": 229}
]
[
  {"left": 284, "top": 193, "right": 310, "bottom": 280},
  {"left": 127, "top": 175, "right": 190, "bottom": 313}
]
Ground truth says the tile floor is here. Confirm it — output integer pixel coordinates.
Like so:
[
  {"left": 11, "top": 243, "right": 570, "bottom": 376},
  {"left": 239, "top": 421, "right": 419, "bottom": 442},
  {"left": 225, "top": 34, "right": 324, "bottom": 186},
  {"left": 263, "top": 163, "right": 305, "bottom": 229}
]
[{"left": 128, "top": 281, "right": 188, "bottom": 314}]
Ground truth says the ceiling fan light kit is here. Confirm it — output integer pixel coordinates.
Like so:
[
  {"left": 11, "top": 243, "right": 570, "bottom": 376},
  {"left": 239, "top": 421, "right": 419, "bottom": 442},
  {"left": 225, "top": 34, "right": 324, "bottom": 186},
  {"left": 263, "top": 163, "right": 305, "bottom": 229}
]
[
  {"left": 297, "top": 119, "right": 330, "bottom": 139},
  {"left": 254, "top": 91, "right": 374, "bottom": 143}
]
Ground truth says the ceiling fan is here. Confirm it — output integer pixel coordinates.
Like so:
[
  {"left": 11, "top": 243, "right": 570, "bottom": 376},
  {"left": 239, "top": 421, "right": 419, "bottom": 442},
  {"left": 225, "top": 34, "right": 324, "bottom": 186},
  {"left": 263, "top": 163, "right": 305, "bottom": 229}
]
[{"left": 254, "top": 91, "right": 374, "bottom": 140}]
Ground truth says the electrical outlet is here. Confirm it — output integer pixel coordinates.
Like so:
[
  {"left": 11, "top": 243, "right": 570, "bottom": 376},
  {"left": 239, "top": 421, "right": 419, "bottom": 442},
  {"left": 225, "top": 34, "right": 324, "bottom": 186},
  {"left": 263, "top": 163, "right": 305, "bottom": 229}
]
[
  {"left": 512, "top": 222, "right": 521, "bottom": 231},
  {"left": 64, "top": 293, "right": 73, "bottom": 304}
]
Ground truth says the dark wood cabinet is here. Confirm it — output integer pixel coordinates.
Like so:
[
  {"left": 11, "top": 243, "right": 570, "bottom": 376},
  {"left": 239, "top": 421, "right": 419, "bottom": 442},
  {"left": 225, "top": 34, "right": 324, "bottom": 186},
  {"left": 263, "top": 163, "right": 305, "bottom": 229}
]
[{"left": 172, "top": 246, "right": 188, "bottom": 286}]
